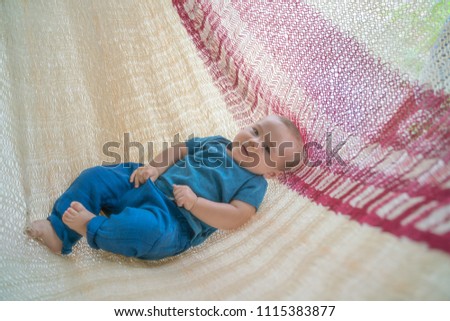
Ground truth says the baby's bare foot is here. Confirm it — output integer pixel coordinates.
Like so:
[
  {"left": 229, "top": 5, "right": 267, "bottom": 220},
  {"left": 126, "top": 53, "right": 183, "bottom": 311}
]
[
  {"left": 26, "top": 219, "right": 63, "bottom": 254},
  {"left": 62, "top": 201, "right": 95, "bottom": 237}
]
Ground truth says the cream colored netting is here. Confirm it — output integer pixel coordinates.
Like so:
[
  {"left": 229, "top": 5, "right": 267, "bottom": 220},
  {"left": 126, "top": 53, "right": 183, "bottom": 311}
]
[{"left": 1, "top": 1, "right": 449, "bottom": 300}]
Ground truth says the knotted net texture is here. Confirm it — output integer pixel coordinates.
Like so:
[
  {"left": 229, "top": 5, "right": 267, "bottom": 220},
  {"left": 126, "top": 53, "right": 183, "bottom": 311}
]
[
  {"left": 174, "top": 0, "right": 450, "bottom": 253},
  {"left": 1, "top": 1, "right": 449, "bottom": 300}
]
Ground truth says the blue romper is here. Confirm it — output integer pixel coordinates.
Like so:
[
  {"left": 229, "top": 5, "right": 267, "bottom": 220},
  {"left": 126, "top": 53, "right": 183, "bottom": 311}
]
[{"left": 47, "top": 136, "right": 267, "bottom": 260}]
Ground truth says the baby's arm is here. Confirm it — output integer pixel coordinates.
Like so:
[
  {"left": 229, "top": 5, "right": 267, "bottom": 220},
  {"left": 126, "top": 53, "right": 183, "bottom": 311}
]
[
  {"left": 130, "top": 143, "right": 188, "bottom": 187},
  {"left": 173, "top": 184, "right": 256, "bottom": 230}
]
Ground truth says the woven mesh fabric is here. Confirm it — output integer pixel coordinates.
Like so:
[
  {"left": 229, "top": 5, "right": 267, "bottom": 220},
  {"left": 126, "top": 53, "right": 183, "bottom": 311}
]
[
  {"left": 1, "top": 1, "right": 450, "bottom": 300},
  {"left": 173, "top": 0, "right": 450, "bottom": 253}
]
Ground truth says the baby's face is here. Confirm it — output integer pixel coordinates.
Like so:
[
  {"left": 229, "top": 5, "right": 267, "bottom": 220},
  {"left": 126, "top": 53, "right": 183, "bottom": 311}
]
[{"left": 229, "top": 115, "right": 302, "bottom": 177}]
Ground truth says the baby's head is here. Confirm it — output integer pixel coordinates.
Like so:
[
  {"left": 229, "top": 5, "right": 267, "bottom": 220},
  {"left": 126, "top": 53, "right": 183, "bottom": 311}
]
[{"left": 230, "top": 115, "right": 304, "bottom": 178}]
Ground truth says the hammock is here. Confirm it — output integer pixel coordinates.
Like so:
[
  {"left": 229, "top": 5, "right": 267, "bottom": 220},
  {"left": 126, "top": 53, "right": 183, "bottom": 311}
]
[{"left": 1, "top": 0, "right": 449, "bottom": 300}]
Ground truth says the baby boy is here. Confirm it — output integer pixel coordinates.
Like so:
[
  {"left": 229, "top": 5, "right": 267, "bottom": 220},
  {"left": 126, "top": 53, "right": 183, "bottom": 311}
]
[{"left": 27, "top": 115, "right": 303, "bottom": 260}]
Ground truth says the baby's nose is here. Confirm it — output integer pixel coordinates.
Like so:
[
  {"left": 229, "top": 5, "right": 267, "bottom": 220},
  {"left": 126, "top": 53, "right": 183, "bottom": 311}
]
[{"left": 245, "top": 139, "right": 261, "bottom": 150}]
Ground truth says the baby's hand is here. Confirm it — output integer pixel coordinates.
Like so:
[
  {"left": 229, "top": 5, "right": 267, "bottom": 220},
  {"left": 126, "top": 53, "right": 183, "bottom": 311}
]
[
  {"left": 129, "top": 165, "right": 160, "bottom": 188},
  {"left": 173, "top": 184, "right": 198, "bottom": 211}
]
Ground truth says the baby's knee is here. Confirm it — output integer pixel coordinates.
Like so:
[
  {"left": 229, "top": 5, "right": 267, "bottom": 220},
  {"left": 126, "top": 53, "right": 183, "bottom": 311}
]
[
  {"left": 78, "top": 165, "right": 109, "bottom": 181},
  {"left": 80, "top": 165, "right": 105, "bottom": 175}
]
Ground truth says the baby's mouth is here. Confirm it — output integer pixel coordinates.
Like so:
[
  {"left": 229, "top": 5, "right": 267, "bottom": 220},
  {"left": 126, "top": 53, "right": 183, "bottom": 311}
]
[{"left": 241, "top": 144, "right": 248, "bottom": 157}]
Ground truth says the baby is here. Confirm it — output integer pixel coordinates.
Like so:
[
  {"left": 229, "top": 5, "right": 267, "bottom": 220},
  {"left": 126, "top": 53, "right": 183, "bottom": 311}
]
[{"left": 27, "top": 115, "right": 303, "bottom": 260}]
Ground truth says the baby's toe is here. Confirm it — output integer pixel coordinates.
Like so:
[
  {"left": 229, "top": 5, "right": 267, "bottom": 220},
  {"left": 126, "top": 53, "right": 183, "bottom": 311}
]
[
  {"left": 70, "top": 201, "right": 86, "bottom": 212},
  {"left": 67, "top": 207, "right": 78, "bottom": 216}
]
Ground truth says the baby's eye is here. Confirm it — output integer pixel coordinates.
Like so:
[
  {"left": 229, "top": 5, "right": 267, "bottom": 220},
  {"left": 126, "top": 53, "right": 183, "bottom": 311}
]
[{"left": 252, "top": 127, "right": 259, "bottom": 136}]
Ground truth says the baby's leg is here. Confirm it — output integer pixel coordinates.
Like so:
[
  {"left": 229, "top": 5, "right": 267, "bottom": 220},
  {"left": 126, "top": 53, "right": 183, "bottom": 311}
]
[
  {"left": 26, "top": 220, "right": 63, "bottom": 254},
  {"left": 83, "top": 206, "right": 178, "bottom": 260},
  {"left": 29, "top": 163, "right": 141, "bottom": 255},
  {"left": 81, "top": 187, "right": 191, "bottom": 260},
  {"left": 53, "top": 169, "right": 192, "bottom": 260}
]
